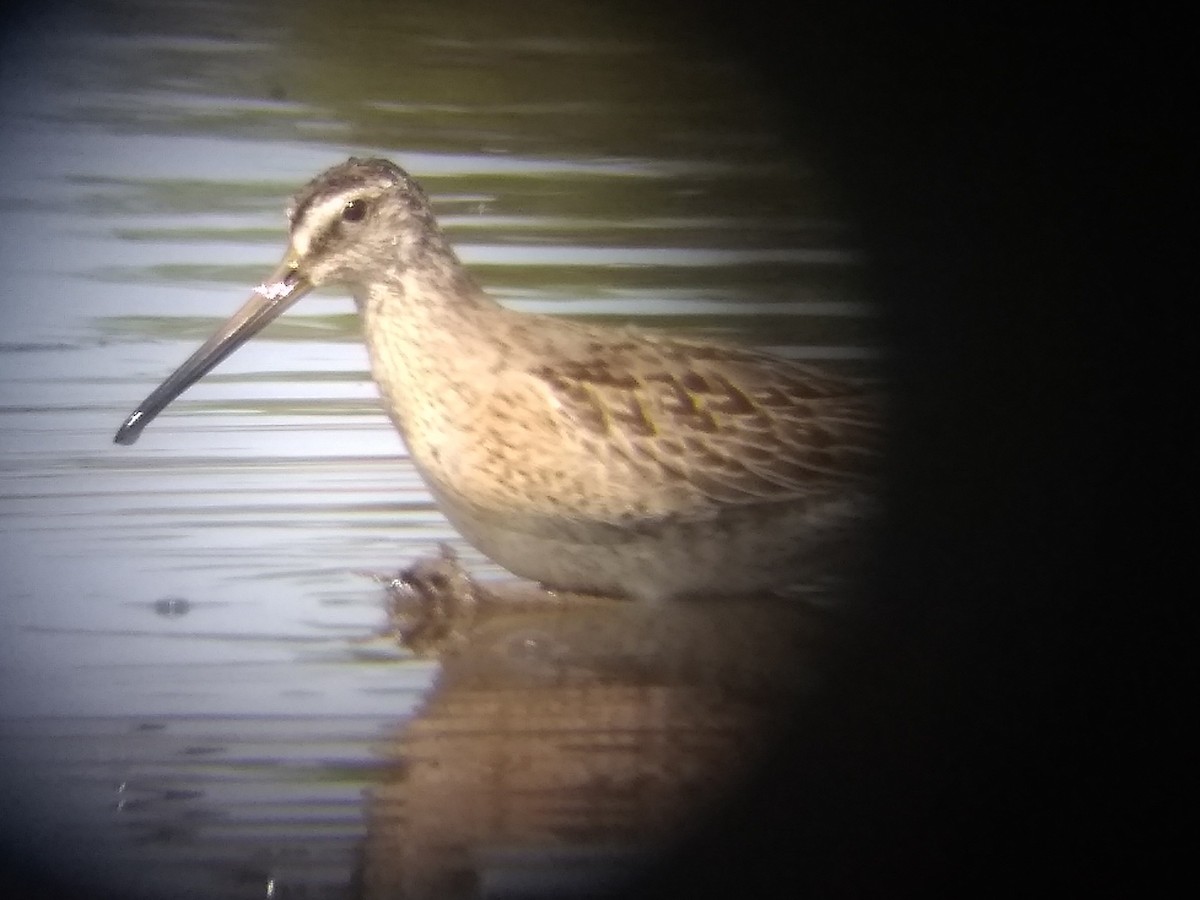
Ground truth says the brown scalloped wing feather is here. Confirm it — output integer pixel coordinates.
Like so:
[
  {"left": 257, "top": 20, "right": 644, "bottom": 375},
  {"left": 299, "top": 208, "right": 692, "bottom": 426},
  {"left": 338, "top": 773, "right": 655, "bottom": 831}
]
[{"left": 531, "top": 338, "right": 880, "bottom": 505}]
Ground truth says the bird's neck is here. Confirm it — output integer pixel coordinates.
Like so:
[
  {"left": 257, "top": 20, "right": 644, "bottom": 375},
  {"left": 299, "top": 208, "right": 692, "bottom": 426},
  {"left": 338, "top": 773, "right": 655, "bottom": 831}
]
[{"left": 354, "top": 256, "right": 509, "bottom": 452}]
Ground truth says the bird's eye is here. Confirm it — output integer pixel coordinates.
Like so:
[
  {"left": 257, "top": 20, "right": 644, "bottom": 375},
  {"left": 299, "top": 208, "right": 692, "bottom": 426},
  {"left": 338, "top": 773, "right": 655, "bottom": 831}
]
[{"left": 342, "top": 199, "right": 367, "bottom": 222}]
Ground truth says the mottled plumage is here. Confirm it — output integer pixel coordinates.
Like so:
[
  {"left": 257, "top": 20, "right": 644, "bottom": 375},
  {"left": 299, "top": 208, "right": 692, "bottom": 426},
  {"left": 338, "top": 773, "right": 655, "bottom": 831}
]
[{"left": 116, "top": 158, "right": 880, "bottom": 602}]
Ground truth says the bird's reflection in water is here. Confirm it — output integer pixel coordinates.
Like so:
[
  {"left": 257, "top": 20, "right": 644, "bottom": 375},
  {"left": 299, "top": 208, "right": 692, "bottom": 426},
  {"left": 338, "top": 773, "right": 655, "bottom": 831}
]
[{"left": 359, "top": 549, "right": 851, "bottom": 899}]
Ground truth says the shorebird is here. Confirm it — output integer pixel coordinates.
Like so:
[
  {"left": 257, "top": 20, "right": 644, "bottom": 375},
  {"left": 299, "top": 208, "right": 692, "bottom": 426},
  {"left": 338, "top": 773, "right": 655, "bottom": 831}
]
[{"left": 115, "top": 157, "right": 879, "bottom": 603}]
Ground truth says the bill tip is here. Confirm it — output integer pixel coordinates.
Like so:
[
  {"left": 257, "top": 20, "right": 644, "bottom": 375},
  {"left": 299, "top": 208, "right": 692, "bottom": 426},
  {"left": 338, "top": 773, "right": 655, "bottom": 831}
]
[{"left": 114, "top": 412, "right": 144, "bottom": 445}]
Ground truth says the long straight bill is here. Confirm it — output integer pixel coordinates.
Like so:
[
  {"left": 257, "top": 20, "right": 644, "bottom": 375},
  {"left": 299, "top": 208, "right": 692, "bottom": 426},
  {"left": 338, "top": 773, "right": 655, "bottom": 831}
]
[{"left": 114, "top": 258, "right": 310, "bottom": 445}]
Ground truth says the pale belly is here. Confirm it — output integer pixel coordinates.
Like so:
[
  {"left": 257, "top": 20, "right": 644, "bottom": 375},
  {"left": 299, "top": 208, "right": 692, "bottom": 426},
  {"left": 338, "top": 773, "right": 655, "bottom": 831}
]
[{"left": 428, "top": 479, "right": 872, "bottom": 603}]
